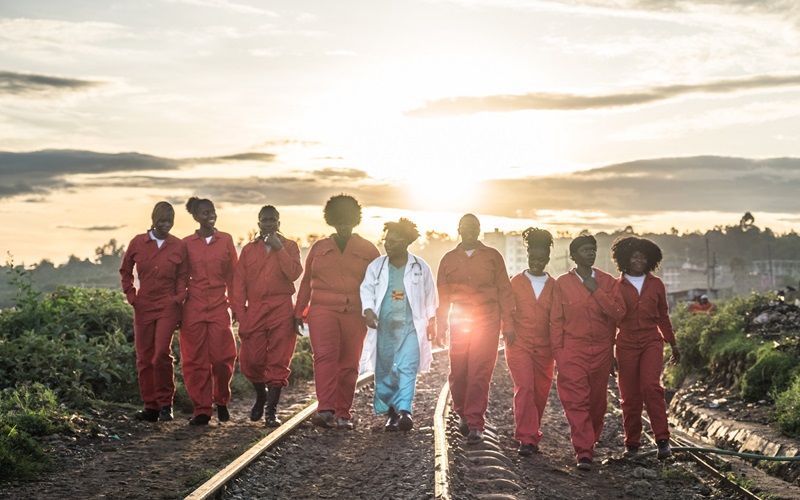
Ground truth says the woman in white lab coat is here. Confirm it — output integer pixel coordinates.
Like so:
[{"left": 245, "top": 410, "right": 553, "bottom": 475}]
[{"left": 360, "top": 218, "right": 437, "bottom": 432}]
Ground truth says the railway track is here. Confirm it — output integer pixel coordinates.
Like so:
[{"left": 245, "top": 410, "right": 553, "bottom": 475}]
[{"left": 185, "top": 349, "right": 800, "bottom": 500}]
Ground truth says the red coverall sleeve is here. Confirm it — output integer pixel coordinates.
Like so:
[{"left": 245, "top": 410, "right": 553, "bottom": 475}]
[
  {"left": 173, "top": 241, "right": 188, "bottom": 304},
  {"left": 592, "top": 278, "right": 627, "bottom": 324},
  {"left": 119, "top": 238, "right": 138, "bottom": 305},
  {"left": 231, "top": 246, "right": 248, "bottom": 319},
  {"left": 655, "top": 280, "right": 676, "bottom": 343},
  {"left": 549, "top": 282, "right": 565, "bottom": 354},
  {"left": 119, "top": 237, "right": 137, "bottom": 305},
  {"left": 435, "top": 256, "right": 452, "bottom": 336},
  {"left": 494, "top": 253, "right": 515, "bottom": 331},
  {"left": 224, "top": 235, "right": 238, "bottom": 306},
  {"left": 277, "top": 241, "right": 303, "bottom": 282},
  {"left": 294, "top": 244, "right": 316, "bottom": 318}
]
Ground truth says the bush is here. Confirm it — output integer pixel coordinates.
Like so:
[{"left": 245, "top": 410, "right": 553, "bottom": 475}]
[
  {"left": 773, "top": 373, "right": 800, "bottom": 438},
  {"left": 289, "top": 336, "right": 313, "bottom": 384},
  {"left": 740, "top": 345, "right": 799, "bottom": 402},
  {"left": 0, "top": 383, "right": 70, "bottom": 482},
  {"left": 0, "top": 424, "right": 50, "bottom": 481}
]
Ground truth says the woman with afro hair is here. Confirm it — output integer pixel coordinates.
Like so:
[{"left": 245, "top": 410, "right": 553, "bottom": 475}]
[
  {"left": 505, "top": 228, "right": 556, "bottom": 456},
  {"left": 294, "top": 194, "right": 380, "bottom": 429},
  {"left": 611, "top": 236, "right": 680, "bottom": 460},
  {"left": 360, "top": 218, "right": 437, "bottom": 432}
]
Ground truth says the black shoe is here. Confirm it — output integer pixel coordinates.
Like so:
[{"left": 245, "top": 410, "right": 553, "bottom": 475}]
[
  {"left": 312, "top": 410, "right": 336, "bottom": 428},
  {"left": 457, "top": 415, "right": 469, "bottom": 437},
  {"left": 265, "top": 386, "right": 282, "bottom": 427},
  {"left": 189, "top": 414, "right": 210, "bottom": 426},
  {"left": 518, "top": 443, "right": 538, "bottom": 456},
  {"left": 134, "top": 408, "right": 159, "bottom": 422},
  {"left": 577, "top": 457, "right": 592, "bottom": 471},
  {"left": 656, "top": 439, "right": 672, "bottom": 460},
  {"left": 250, "top": 383, "right": 267, "bottom": 422},
  {"left": 623, "top": 445, "right": 639, "bottom": 458},
  {"left": 335, "top": 417, "right": 354, "bottom": 430},
  {"left": 398, "top": 411, "right": 413, "bottom": 432},
  {"left": 385, "top": 407, "right": 399, "bottom": 432},
  {"left": 466, "top": 429, "right": 483, "bottom": 445},
  {"left": 158, "top": 406, "right": 173, "bottom": 422},
  {"left": 217, "top": 405, "right": 230, "bottom": 423}
]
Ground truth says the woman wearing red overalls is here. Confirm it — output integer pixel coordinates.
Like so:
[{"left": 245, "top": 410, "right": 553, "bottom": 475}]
[
  {"left": 232, "top": 205, "right": 303, "bottom": 427},
  {"left": 505, "top": 228, "right": 555, "bottom": 456},
  {"left": 612, "top": 236, "right": 680, "bottom": 460},
  {"left": 294, "top": 194, "right": 380, "bottom": 429},
  {"left": 120, "top": 201, "right": 187, "bottom": 422},
  {"left": 181, "top": 197, "right": 238, "bottom": 425}
]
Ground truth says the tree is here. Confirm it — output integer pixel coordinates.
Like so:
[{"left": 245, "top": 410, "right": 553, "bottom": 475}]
[{"left": 94, "top": 239, "right": 126, "bottom": 266}]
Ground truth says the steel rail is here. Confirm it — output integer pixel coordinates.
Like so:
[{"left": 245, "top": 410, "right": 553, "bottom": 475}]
[
  {"left": 184, "top": 347, "right": 449, "bottom": 500},
  {"left": 433, "top": 375, "right": 452, "bottom": 500},
  {"left": 608, "top": 388, "right": 761, "bottom": 499},
  {"left": 184, "top": 372, "right": 375, "bottom": 500}
]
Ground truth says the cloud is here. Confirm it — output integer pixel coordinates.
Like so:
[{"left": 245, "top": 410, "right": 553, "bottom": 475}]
[
  {"left": 55, "top": 224, "right": 127, "bottom": 232},
  {"left": 199, "top": 152, "right": 276, "bottom": 162},
  {"left": 0, "top": 71, "right": 106, "bottom": 98},
  {"left": 0, "top": 149, "right": 275, "bottom": 198},
  {"left": 162, "top": 0, "right": 278, "bottom": 16},
  {"left": 407, "top": 74, "right": 800, "bottom": 117},
  {"left": 481, "top": 156, "right": 800, "bottom": 218}
]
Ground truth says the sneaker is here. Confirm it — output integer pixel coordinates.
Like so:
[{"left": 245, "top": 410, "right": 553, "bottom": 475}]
[
  {"left": 518, "top": 443, "right": 538, "bottom": 456},
  {"left": 577, "top": 457, "right": 592, "bottom": 471},
  {"left": 466, "top": 429, "right": 483, "bottom": 445},
  {"left": 189, "top": 414, "right": 210, "bottom": 426},
  {"left": 134, "top": 408, "right": 159, "bottom": 422},
  {"left": 457, "top": 415, "right": 470, "bottom": 437},
  {"left": 158, "top": 406, "right": 173, "bottom": 422},
  {"left": 335, "top": 417, "right": 354, "bottom": 430},
  {"left": 656, "top": 439, "right": 672, "bottom": 460},
  {"left": 312, "top": 410, "right": 336, "bottom": 428},
  {"left": 217, "top": 405, "right": 230, "bottom": 423},
  {"left": 622, "top": 445, "right": 639, "bottom": 458}
]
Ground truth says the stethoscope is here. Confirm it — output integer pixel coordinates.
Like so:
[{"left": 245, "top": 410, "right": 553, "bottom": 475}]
[{"left": 376, "top": 255, "right": 422, "bottom": 286}]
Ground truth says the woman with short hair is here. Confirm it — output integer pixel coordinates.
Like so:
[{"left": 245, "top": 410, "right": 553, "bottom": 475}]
[{"left": 120, "top": 201, "right": 187, "bottom": 422}]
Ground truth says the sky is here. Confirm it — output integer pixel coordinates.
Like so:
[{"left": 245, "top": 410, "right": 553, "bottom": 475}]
[{"left": 3, "top": 0, "right": 800, "bottom": 264}]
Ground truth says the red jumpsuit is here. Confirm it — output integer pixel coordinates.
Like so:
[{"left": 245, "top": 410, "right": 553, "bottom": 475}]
[
  {"left": 505, "top": 272, "right": 555, "bottom": 446},
  {"left": 550, "top": 268, "right": 626, "bottom": 461},
  {"left": 120, "top": 233, "right": 187, "bottom": 411},
  {"left": 181, "top": 230, "right": 238, "bottom": 418},
  {"left": 232, "top": 236, "right": 303, "bottom": 388},
  {"left": 294, "top": 235, "right": 380, "bottom": 419},
  {"left": 437, "top": 242, "right": 515, "bottom": 431},
  {"left": 617, "top": 273, "right": 675, "bottom": 446}
]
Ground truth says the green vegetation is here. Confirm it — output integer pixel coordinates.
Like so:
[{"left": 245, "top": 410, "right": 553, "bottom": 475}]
[
  {"left": 666, "top": 292, "right": 800, "bottom": 439},
  {"left": 0, "top": 262, "right": 317, "bottom": 482},
  {"left": 0, "top": 383, "right": 71, "bottom": 479}
]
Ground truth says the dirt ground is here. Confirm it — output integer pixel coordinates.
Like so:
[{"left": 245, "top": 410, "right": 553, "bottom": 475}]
[
  {"left": 1, "top": 357, "right": 797, "bottom": 500},
  {"left": 0, "top": 384, "right": 317, "bottom": 500}
]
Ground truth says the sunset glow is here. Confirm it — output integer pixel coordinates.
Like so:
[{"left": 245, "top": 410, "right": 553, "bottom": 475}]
[{"left": 3, "top": 1, "right": 800, "bottom": 264}]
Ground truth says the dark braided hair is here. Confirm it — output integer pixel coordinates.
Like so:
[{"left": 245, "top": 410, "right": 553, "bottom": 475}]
[{"left": 522, "top": 227, "right": 553, "bottom": 251}]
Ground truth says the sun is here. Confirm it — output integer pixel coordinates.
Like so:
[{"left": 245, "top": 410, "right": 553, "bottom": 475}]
[{"left": 410, "top": 170, "right": 481, "bottom": 214}]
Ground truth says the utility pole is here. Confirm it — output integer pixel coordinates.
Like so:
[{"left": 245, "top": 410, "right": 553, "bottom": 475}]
[
  {"left": 768, "top": 243, "right": 774, "bottom": 289},
  {"left": 705, "top": 238, "right": 712, "bottom": 295}
]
